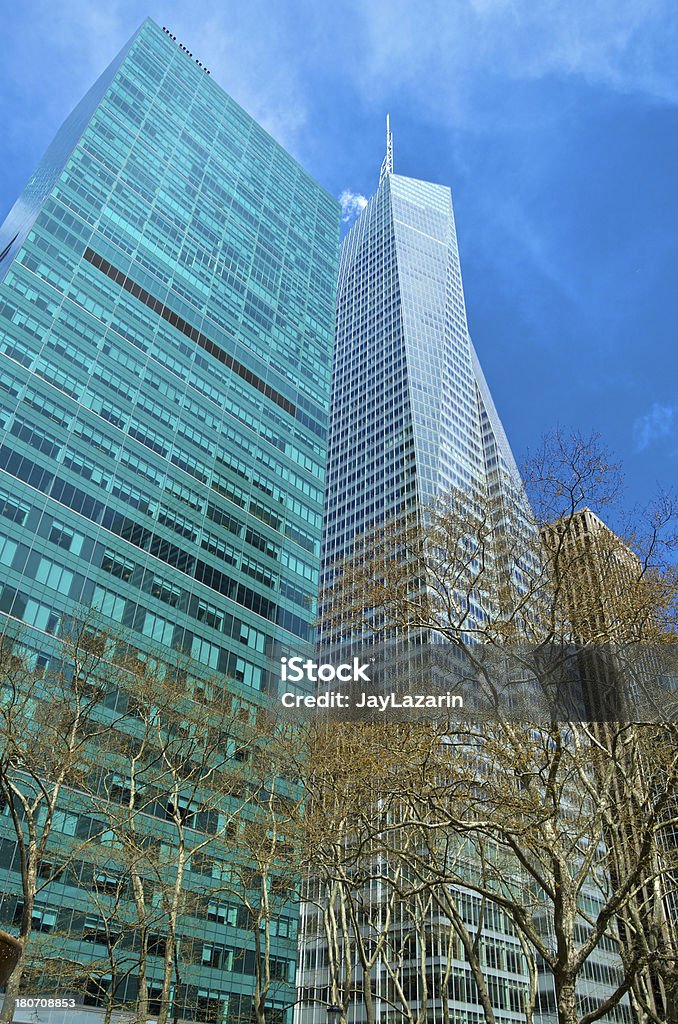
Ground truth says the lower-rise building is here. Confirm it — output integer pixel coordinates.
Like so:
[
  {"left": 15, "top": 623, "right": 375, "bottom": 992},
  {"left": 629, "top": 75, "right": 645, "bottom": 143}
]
[{"left": 542, "top": 507, "right": 677, "bottom": 1022}]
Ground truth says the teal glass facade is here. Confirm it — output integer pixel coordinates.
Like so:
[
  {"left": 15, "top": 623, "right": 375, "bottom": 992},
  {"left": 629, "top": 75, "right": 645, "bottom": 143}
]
[{"left": 0, "top": 17, "right": 338, "bottom": 1020}]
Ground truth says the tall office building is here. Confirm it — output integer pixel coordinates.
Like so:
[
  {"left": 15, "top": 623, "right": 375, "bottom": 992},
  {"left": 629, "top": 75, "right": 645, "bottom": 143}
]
[
  {"left": 303, "top": 123, "right": 534, "bottom": 1024},
  {"left": 0, "top": 18, "right": 338, "bottom": 1022},
  {"left": 300, "top": 128, "right": 631, "bottom": 1024},
  {"left": 321, "top": 122, "right": 523, "bottom": 584}
]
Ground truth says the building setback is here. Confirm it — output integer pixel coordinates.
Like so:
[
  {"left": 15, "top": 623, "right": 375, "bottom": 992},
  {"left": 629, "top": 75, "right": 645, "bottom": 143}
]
[{"left": 0, "top": 17, "right": 338, "bottom": 1022}]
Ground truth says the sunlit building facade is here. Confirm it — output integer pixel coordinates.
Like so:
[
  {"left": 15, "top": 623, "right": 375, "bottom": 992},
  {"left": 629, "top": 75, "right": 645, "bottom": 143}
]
[
  {"left": 0, "top": 18, "right": 338, "bottom": 1022},
  {"left": 304, "top": 129, "right": 535, "bottom": 1024},
  {"left": 300, "top": 133, "right": 630, "bottom": 1024},
  {"left": 322, "top": 164, "right": 523, "bottom": 577}
]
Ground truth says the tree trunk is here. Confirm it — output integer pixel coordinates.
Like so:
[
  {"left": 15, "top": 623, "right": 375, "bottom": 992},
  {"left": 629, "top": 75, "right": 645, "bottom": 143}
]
[
  {"left": 0, "top": 948, "right": 24, "bottom": 1024},
  {"left": 444, "top": 898, "right": 496, "bottom": 1024},
  {"left": 0, "top": 859, "right": 37, "bottom": 1024},
  {"left": 103, "top": 995, "right": 114, "bottom": 1024},
  {"left": 362, "top": 967, "right": 376, "bottom": 1024},
  {"left": 555, "top": 977, "right": 579, "bottom": 1024},
  {"left": 157, "top": 852, "right": 185, "bottom": 1024}
]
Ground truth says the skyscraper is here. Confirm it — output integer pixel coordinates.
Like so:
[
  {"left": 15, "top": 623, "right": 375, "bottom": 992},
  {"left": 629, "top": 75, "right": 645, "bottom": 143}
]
[
  {"left": 304, "top": 123, "right": 534, "bottom": 1024},
  {"left": 301, "top": 126, "right": 632, "bottom": 1024},
  {"left": 0, "top": 18, "right": 339, "bottom": 1021},
  {"left": 322, "top": 122, "right": 523, "bottom": 602}
]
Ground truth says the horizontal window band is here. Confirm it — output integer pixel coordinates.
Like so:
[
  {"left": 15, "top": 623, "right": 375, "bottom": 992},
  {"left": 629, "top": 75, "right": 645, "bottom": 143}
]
[
  {"left": 0, "top": 448, "right": 311, "bottom": 642},
  {"left": 83, "top": 247, "right": 297, "bottom": 417}
]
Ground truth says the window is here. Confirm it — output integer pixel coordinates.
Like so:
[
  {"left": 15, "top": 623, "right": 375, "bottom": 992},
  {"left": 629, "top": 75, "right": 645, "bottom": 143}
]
[
  {"left": 147, "top": 933, "right": 167, "bottom": 958},
  {"left": 142, "top": 611, "right": 174, "bottom": 646},
  {"left": 0, "top": 535, "right": 17, "bottom": 568},
  {"left": 14, "top": 902, "right": 57, "bottom": 933},
  {"left": 48, "top": 520, "right": 84, "bottom": 555},
  {"left": 94, "top": 874, "right": 121, "bottom": 895},
  {"left": 36, "top": 807, "right": 77, "bottom": 836},
  {"left": 92, "top": 586, "right": 126, "bottom": 622},
  {"left": 196, "top": 990, "right": 226, "bottom": 1023},
  {"left": 201, "top": 944, "right": 233, "bottom": 971},
  {"left": 206, "top": 901, "right": 238, "bottom": 926},
  {"left": 83, "top": 915, "right": 121, "bottom": 947},
  {"left": 35, "top": 556, "right": 74, "bottom": 595},
  {"left": 0, "top": 491, "right": 30, "bottom": 525},
  {"left": 23, "top": 600, "right": 55, "bottom": 631}
]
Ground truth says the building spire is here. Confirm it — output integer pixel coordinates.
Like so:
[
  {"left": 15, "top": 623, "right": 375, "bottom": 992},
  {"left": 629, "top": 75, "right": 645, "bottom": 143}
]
[{"left": 379, "top": 113, "right": 393, "bottom": 185}]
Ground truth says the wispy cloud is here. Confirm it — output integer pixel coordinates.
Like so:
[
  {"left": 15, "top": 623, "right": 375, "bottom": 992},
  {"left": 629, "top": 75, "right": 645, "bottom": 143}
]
[
  {"left": 342, "top": 0, "right": 678, "bottom": 123},
  {"left": 633, "top": 403, "right": 678, "bottom": 452},
  {"left": 2, "top": 0, "right": 313, "bottom": 161},
  {"left": 339, "top": 190, "right": 368, "bottom": 223},
  {"left": 187, "top": 4, "right": 310, "bottom": 153},
  {"left": 2, "top": 0, "right": 130, "bottom": 147},
  {"left": 7, "top": 0, "right": 676, "bottom": 178}
]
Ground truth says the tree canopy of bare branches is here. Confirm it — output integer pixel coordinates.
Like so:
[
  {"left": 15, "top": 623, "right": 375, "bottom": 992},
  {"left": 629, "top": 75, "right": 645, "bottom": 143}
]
[{"left": 306, "top": 433, "right": 677, "bottom": 1024}]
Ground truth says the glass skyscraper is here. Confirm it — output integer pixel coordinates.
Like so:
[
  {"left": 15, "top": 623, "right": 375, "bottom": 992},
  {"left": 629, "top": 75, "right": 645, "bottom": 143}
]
[
  {"left": 301, "top": 133, "right": 629, "bottom": 1024},
  {"left": 0, "top": 18, "right": 338, "bottom": 1021},
  {"left": 305, "top": 133, "right": 533, "bottom": 1024},
  {"left": 322, "top": 150, "right": 523, "bottom": 579}
]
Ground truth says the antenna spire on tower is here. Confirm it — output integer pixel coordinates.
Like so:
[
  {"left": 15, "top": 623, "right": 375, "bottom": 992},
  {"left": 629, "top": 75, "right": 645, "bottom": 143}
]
[{"left": 379, "top": 113, "right": 393, "bottom": 185}]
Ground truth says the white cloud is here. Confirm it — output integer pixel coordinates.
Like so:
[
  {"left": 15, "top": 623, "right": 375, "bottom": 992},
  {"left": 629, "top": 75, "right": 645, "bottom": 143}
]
[
  {"left": 10, "top": 0, "right": 676, "bottom": 179},
  {"left": 186, "top": 5, "right": 309, "bottom": 154},
  {"left": 340, "top": 0, "right": 678, "bottom": 123},
  {"left": 339, "top": 190, "right": 369, "bottom": 223},
  {"left": 3, "top": 0, "right": 313, "bottom": 160},
  {"left": 632, "top": 403, "right": 678, "bottom": 452}
]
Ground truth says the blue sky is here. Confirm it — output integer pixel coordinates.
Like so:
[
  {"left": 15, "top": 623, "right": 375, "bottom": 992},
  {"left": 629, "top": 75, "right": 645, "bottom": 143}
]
[{"left": 1, "top": 1, "right": 676, "bottom": 523}]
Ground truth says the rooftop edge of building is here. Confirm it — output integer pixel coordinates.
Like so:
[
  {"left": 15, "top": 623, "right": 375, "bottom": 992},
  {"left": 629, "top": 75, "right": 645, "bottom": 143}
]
[
  {"left": 0, "top": 16, "right": 339, "bottom": 279},
  {"left": 138, "top": 18, "right": 341, "bottom": 210}
]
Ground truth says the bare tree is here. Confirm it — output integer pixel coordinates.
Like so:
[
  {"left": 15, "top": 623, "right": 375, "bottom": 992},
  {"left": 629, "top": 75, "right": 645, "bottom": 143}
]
[
  {"left": 299, "top": 723, "right": 538, "bottom": 1024},
  {"left": 87, "top": 660, "right": 265, "bottom": 1024},
  {"left": 0, "top": 616, "right": 134, "bottom": 1022},
  {"left": 299, "top": 724, "right": 422, "bottom": 1024},
  {"left": 315, "top": 432, "right": 678, "bottom": 1024},
  {"left": 0, "top": 621, "right": 297, "bottom": 1024},
  {"left": 35, "top": 864, "right": 142, "bottom": 1024},
  {"left": 393, "top": 720, "right": 677, "bottom": 1024},
  {"left": 207, "top": 713, "right": 309, "bottom": 1024}
]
